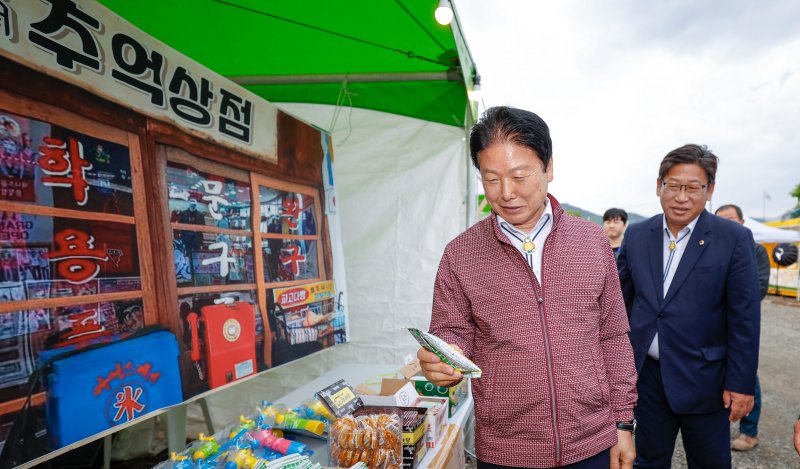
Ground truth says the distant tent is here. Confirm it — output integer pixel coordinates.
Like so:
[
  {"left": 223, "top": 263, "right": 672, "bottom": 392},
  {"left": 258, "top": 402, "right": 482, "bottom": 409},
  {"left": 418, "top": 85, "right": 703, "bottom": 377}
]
[{"left": 744, "top": 217, "right": 800, "bottom": 243}]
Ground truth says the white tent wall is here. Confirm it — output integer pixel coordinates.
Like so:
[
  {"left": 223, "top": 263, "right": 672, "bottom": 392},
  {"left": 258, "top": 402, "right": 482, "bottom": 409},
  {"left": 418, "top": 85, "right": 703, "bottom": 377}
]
[
  {"left": 744, "top": 217, "right": 800, "bottom": 243},
  {"left": 188, "top": 104, "right": 469, "bottom": 432}
]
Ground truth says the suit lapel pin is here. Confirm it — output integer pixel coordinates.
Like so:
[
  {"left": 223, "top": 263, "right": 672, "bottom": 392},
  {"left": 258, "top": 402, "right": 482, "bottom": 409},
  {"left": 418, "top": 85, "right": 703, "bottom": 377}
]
[{"left": 699, "top": 240, "right": 705, "bottom": 245}]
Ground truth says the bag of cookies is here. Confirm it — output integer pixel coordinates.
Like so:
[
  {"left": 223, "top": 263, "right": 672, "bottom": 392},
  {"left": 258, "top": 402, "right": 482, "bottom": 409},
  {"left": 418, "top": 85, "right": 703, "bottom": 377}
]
[{"left": 328, "top": 406, "right": 402, "bottom": 469}]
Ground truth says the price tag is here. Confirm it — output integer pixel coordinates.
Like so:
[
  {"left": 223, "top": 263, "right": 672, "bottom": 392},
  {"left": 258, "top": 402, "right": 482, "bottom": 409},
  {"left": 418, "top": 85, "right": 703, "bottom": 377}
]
[{"left": 315, "top": 379, "right": 363, "bottom": 418}]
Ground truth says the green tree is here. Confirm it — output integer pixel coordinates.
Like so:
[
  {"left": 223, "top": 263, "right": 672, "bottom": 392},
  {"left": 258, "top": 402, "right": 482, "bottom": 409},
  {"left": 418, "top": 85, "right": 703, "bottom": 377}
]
[{"left": 792, "top": 182, "right": 800, "bottom": 205}]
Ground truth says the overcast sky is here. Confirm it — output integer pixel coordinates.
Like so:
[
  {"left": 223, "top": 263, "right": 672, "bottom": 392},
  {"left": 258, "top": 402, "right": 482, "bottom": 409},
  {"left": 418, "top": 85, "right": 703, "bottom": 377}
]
[{"left": 455, "top": 0, "right": 800, "bottom": 220}]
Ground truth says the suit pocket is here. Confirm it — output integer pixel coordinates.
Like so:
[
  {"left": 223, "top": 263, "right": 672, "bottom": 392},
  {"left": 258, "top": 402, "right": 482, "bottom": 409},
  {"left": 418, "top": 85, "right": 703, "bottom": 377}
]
[{"left": 700, "top": 346, "right": 726, "bottom": 361}]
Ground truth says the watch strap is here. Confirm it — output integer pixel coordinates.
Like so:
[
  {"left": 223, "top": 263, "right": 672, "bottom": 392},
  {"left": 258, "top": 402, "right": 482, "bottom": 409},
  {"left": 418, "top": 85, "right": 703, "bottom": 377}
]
[{"left": 616, "top": 419, "right": 636, "bottom": 433}]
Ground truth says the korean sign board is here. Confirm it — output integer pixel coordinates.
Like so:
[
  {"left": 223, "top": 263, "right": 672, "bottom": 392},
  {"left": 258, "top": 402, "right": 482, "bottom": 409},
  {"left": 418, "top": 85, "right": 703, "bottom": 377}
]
[{"left": 0, "top": 0, "right": 278, "bottom": 163}]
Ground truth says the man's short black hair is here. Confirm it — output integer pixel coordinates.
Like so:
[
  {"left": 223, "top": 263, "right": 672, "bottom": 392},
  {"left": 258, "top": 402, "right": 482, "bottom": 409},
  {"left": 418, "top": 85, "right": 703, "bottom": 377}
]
[
  {"left": 658, "top": 144, "right": 719, "bottom": 184},
  {"left": 715, "top": 204, "right": 743, "bottom": 221},
  {"left": 603, "top": 208, "right": 628, "bottom": 224},
  {"left": 469, "top": 106, "right": 552, "bottom": 170}
]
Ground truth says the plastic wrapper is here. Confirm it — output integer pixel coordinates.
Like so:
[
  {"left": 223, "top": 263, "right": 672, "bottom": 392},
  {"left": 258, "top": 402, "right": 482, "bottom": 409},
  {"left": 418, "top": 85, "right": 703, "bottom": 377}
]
[{"left": 328, "top": 407, "right": 402, "bottom": 469}]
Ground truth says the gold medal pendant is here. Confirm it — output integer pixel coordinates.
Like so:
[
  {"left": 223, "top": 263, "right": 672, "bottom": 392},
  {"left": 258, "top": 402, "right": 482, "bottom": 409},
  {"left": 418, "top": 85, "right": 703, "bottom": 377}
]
[
  {"left": 669, "top": 240, "right": 677, "bottom": 251},
  {"left": 522, "top": 237, "right": 536, "bottom": 253}
]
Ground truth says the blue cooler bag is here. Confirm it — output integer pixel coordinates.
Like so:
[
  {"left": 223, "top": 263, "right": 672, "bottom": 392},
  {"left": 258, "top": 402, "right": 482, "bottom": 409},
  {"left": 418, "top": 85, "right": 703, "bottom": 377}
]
[{"left": 44, "top": 329, "right": 183, "bottom": 447}]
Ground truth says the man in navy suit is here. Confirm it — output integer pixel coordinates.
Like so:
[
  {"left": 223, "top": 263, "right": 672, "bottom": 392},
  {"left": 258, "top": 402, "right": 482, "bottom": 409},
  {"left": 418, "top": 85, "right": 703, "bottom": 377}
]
[{"left": 617, "top": 144, "right": 760, "bottom": 468}]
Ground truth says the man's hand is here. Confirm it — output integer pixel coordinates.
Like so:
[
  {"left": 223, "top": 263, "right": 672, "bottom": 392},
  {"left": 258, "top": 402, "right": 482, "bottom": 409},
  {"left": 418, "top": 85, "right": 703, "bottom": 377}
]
[
  {"left": 417, "top": 344, "right": 463, "bottom": 387},
  {"left": 793, "top": 418, "right": 800, "bottom": 456},
  {"left": 609, "top": 430, "right": 635, "bottom": 469},
  {"left": 722, "top": 390, "right": 755, "bottom": 422}
]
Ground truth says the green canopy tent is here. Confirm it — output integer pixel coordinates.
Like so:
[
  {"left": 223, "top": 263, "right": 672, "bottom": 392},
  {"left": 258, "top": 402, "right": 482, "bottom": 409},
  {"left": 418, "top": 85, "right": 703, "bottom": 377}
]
[
  {"left": 99, "top": 0, "right": 478, "bottom": 129},
  {"left": 95, "top": 0, "right": 481, "bottom": 444}
]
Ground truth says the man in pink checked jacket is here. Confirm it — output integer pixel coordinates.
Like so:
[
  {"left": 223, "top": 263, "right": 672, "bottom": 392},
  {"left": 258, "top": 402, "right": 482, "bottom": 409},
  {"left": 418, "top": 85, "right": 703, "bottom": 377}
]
[{"left": 418, "top": 107, "right": 638, "bottom": 469}]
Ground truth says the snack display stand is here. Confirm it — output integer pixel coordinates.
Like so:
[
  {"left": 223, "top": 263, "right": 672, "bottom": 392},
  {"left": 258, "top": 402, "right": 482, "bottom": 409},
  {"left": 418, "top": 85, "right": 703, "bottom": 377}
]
[
  {"left": 270, "top": 364, "right": 473, "bottom": 469},
  {"left": 151, "top": 363, "right": 473, "bottom": 469}
]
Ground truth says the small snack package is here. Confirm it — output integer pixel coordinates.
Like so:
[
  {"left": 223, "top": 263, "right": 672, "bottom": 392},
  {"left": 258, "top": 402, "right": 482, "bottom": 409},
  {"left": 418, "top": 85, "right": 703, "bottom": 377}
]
[
  {"left": 398, "top": 407, "right": 428, "bottom": 469},
  {"left": 328, "top": 406, "right": 403, "bottom": 469},
  {"left": 317, "top": 380, "right": 402, "bottom": 469}
]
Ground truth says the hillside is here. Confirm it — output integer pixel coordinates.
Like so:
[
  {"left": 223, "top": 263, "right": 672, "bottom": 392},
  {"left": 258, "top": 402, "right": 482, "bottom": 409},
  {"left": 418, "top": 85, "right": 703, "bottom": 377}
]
[
  {"left": 476, "top": 196, "right": 647, "bottom": 225},
  {"left": 560, "top": 203, "right": 647, "bottom": 225}
]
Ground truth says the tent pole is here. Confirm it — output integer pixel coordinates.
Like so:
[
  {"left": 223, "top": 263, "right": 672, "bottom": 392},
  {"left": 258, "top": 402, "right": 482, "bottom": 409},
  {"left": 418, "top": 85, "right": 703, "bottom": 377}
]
[
  {"left": 464, "top": 110, "right": 477, "bottom": 230},
  {"left": 229, "top": 71, "right": 462, "bottom": 85}
]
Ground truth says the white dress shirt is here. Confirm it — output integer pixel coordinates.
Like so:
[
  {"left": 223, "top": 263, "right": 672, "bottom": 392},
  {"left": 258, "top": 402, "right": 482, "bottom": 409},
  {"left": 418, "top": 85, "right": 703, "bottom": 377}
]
[
  {"left": 648, "top": 214, "right": 701, "bottom": 360},
  {"left": 497, "top": 200, "right": 553, "bottom": 285}
]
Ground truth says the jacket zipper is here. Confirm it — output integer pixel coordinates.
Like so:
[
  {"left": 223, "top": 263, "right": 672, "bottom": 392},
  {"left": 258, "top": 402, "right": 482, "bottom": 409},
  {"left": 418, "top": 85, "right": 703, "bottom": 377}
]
[
  {"left": 511, "top": 240, "right": 562, "bottom": 466},
  {"left": 533, "top": 279, "right": 561, "bottom": 466}
]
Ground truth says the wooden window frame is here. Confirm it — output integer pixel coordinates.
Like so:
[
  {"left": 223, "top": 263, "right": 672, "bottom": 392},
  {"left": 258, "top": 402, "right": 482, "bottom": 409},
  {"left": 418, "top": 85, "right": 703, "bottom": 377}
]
[
  {"left": 252, "top": 173, "right": 327, "bottom": 289},
  {"left": 0, "top": 90, "right": 153, "bottom": 319},
  {"left": 161, "top": 147, "right": 329, "bottom": 369},
  {"left": 0, "top": 90, "right": 155, "bottom": 415},
  {"left": 165, "top": 147, "right": 259, "bottom": 298}
]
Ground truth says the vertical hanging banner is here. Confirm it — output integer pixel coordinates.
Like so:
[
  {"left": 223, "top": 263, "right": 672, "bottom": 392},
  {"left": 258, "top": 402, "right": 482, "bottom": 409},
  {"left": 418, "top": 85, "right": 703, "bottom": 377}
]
[{"left": 0, "top": 0, "right": 278, "bottom": 163}]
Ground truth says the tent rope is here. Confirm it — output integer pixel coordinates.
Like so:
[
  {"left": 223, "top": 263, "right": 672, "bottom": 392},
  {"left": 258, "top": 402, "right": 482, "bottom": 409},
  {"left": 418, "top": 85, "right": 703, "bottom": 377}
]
[
  {"left": 212, "top": 0, "right": 452, "bottom": 67},
  {"left": 394, "top": 0, "right": 449, "bottom": 53},
  {"left": 329, "top": 78, "right": 357, "bottom": 146}
]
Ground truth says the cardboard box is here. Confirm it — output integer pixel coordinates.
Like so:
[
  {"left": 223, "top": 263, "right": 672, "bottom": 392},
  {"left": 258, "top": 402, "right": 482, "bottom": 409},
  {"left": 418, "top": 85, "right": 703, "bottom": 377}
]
[
  {"left": 398, "top": 359, "right": 422, "bottom": 379},
  {"left": 410, "top": 376, "right": 468, "bottom": 417},
  {"left": 358, "top": 378, "right": 421, "bottom": 407},
  {"left": 417, "top": 396, "right": 448, "bottom": 449},
  {"left": 358, "top": 378, "right": 449, "bottom": 451},
  {"left": 428, "top": 424, "right": 465, "bottom": 469}
]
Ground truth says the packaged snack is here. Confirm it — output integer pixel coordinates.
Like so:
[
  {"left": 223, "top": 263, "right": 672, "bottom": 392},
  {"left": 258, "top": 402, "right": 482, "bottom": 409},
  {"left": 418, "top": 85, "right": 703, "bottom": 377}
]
[
  {"left": 407, "top": 328, "right": 481, "bottom": 377},
  {"left": 328, "top": 407, "right": 402, "bottom": 469}
]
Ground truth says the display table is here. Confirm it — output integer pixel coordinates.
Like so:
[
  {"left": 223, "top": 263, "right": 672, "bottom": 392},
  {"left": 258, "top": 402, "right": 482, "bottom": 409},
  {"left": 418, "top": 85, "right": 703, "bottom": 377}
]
[{"left": 275, "top": 364, "right": 474, "bottom": 468}]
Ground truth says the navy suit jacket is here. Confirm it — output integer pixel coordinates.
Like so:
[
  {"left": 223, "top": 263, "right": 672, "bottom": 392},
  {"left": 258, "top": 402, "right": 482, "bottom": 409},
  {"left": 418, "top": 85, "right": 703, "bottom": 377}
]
[{"left": 617, "top": 210, "right": 760, "bottom": 414}]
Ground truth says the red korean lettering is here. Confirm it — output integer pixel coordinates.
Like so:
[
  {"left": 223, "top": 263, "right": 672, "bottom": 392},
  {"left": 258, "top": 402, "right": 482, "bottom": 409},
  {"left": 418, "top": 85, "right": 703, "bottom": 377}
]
[
  {"left": 38, "top": 136, "right": 92, "bottom": 205},
  {"left": 281, "top": 196, "right": 300, "bottom": 230},
  {"left": 47, "top": 228, "right": 108, "bottom": 284},
  {"left": 55, "top": 309, "right": 110, "bottom": 347}
]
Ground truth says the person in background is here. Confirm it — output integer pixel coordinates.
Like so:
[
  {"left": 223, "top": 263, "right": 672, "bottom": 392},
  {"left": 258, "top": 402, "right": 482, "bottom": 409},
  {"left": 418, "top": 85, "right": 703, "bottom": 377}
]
[
  {"left": 617, "top": 144, "right": 760, "bottom": 468},
  {"left": 418, "top": 106, "right": 638, "bottom": 469},
  {"left": 714, "top": 203, "right": 771, "bottom": 452},
  {"left": 794, "top": 416, "right": 800, "bottom": 456},
  {"left": 603, "top": 208, "right": 629, "bottom": 259},
  {"left": 179, "top": 199, "right": 205, "bottom": 225},
  {"left": 178, "top": 199, "right": 206, "bottom": 251}
]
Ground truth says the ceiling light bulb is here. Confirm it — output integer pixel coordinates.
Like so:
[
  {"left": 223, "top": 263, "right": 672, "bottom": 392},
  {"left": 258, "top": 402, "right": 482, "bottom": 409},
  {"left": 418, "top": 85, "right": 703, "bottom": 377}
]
[{"left": 435, "top": 0, "right": 453, "bottom": 25}]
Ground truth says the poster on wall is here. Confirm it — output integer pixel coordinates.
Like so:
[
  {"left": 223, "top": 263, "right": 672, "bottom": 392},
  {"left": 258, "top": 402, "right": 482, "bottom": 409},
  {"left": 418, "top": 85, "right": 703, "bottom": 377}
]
[
  {"left": 175, "top": 290, "right": 264, "bottom": 397},
  {"left": 268, "top": 280, "right": 346, "bottom": 366},
  {"left": 0, "top": 112, "right": 144, "bottom": 349},
  {"left": 0, "top": 0, "right": 349, "bottom": 462},
  {"left": 0, "top": 110, "right": 157, "bottom": 463},
  {"left": 165, "top": 144, "right": 349, "bottom": 400}
]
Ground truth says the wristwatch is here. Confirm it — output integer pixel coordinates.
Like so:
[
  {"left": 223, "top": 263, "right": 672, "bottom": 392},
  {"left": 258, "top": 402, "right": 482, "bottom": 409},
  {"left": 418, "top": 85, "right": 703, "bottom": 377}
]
[{"left": 616, "top": 419, "right": 637, "bottom": 434}]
